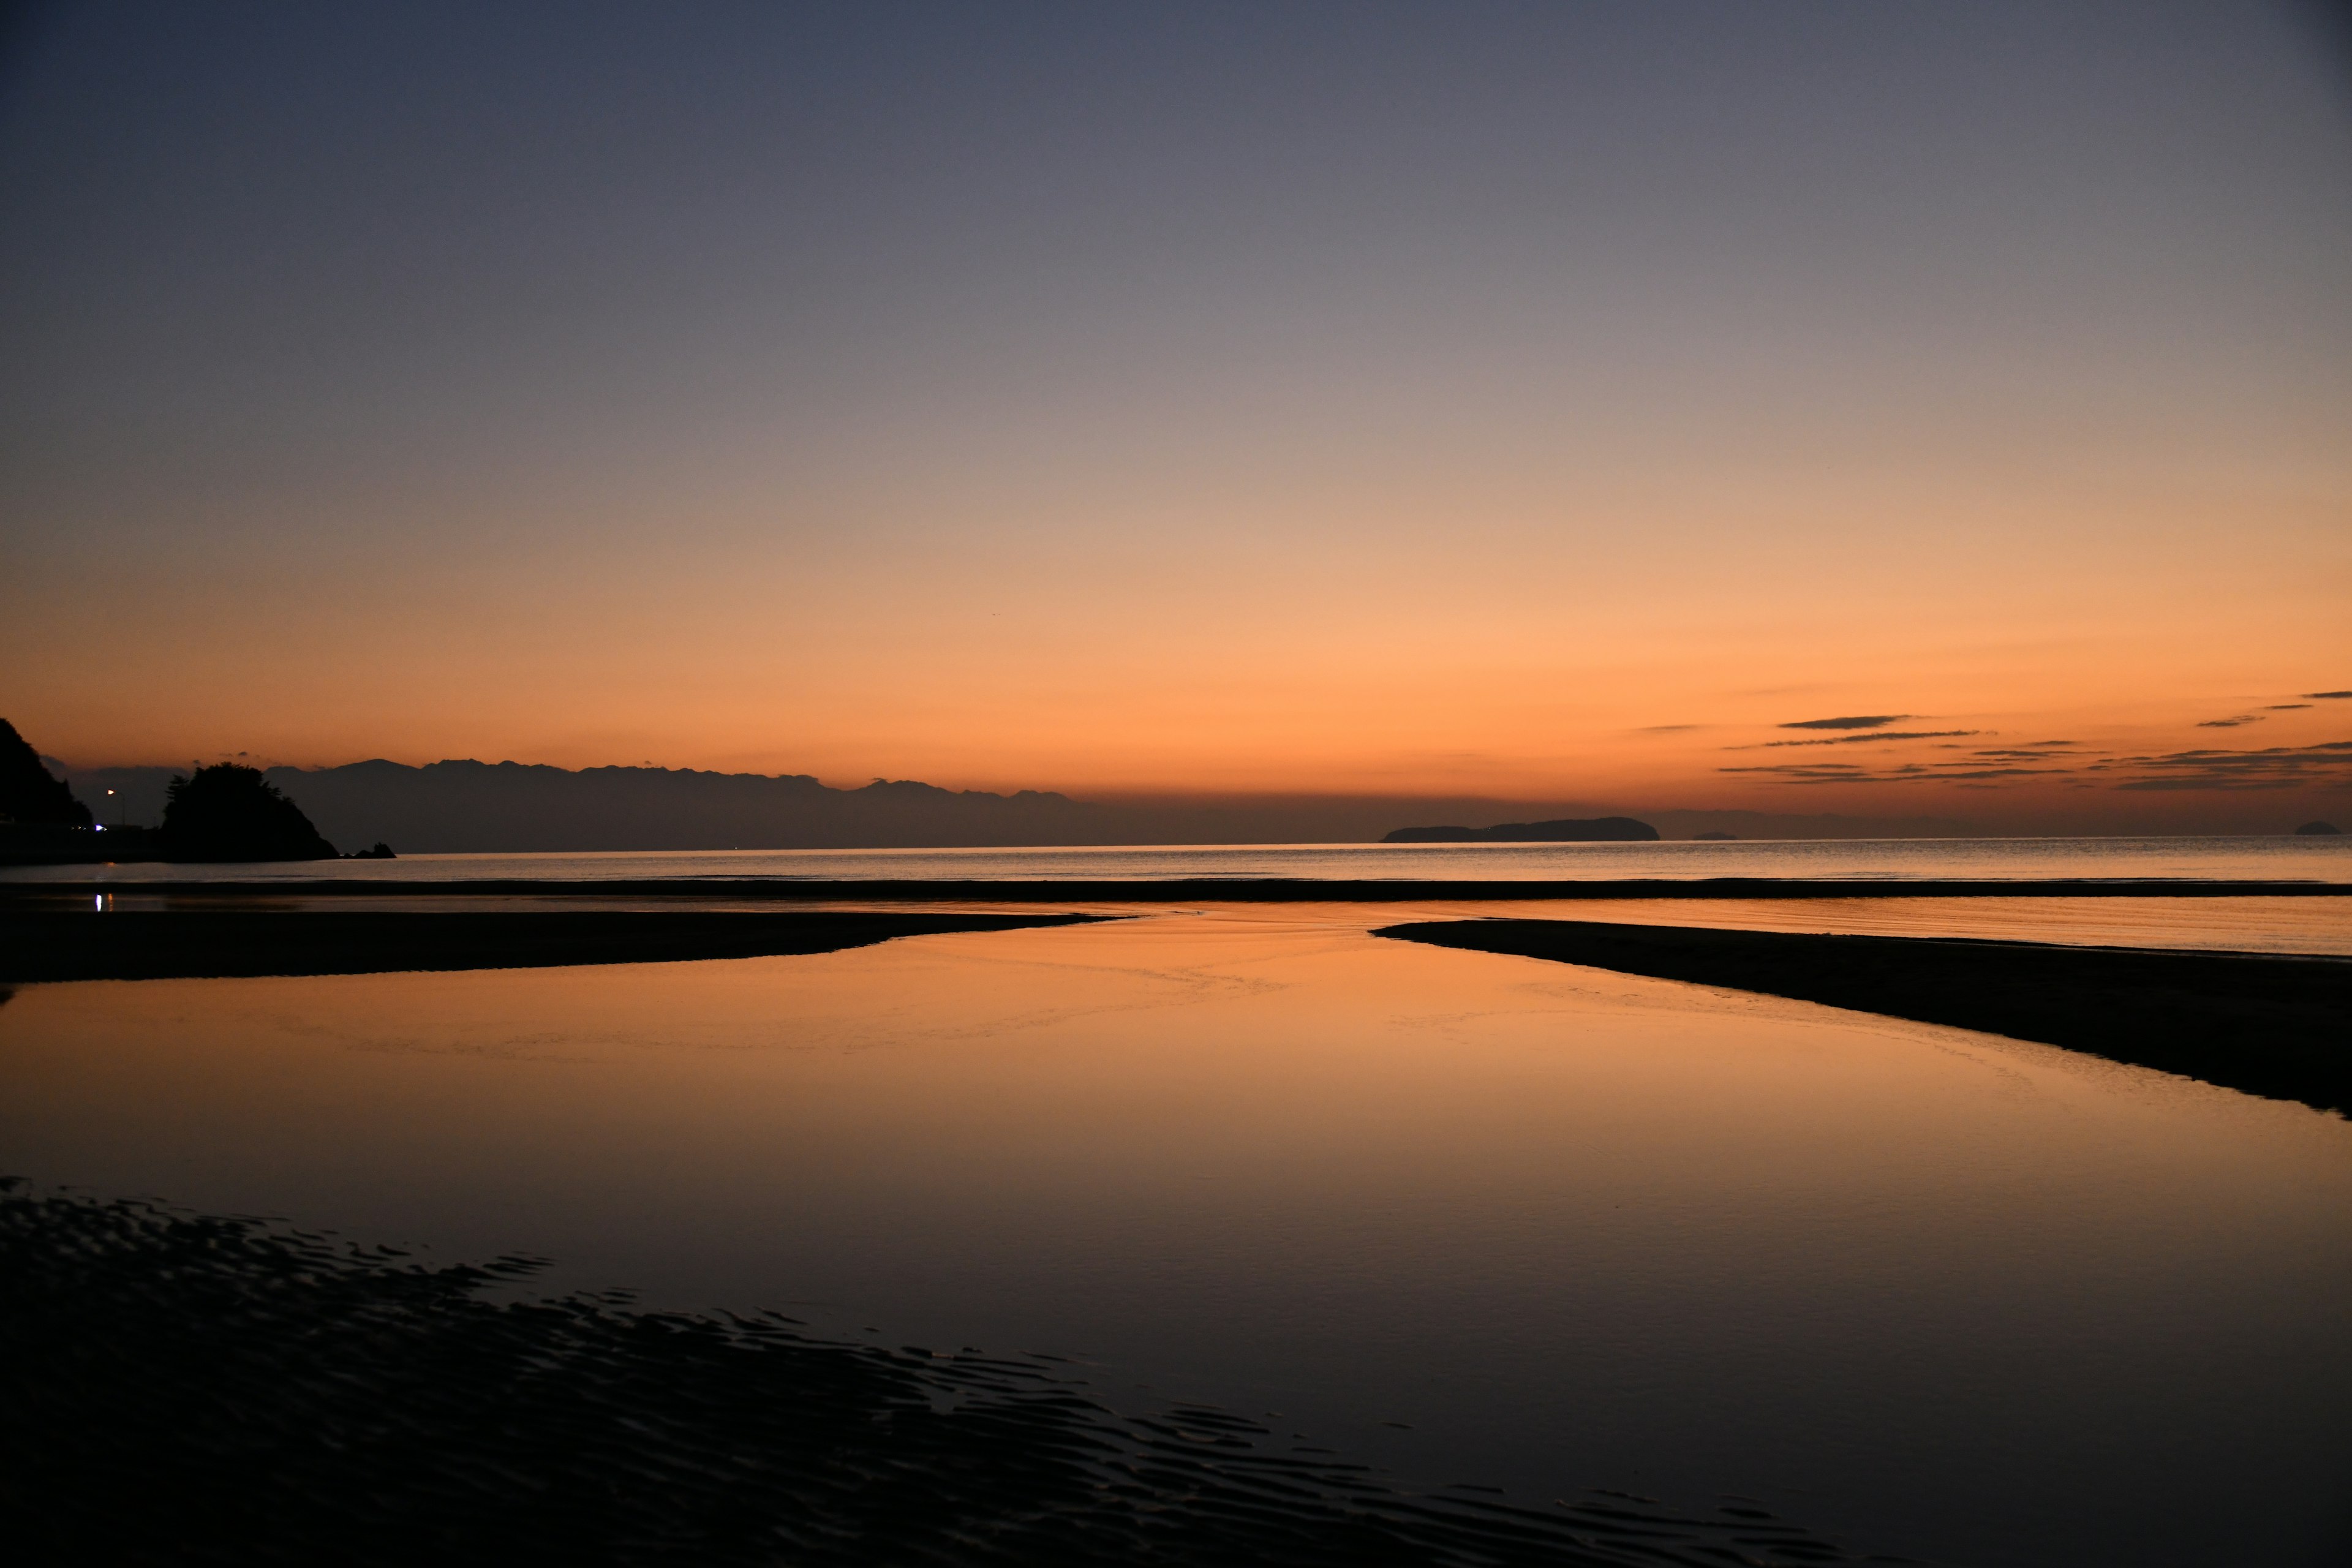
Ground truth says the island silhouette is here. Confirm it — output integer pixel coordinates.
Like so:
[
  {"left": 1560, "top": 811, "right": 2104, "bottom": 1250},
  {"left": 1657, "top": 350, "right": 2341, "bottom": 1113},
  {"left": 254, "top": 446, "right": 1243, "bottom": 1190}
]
[{"left": 157, "top": 764, "right": 339, "bottom": 862}]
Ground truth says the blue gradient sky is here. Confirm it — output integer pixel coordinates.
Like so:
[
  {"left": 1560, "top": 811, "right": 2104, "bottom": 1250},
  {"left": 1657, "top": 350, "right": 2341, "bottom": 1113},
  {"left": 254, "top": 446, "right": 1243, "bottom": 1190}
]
[{"left": 3, "top": 2, "right": 2348, "bottom": 826}]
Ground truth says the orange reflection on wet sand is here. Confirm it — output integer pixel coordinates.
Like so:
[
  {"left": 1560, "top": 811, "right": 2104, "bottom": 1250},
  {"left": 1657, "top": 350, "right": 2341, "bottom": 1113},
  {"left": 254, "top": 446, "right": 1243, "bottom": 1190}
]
[{"left": 1, "top": 909, "right": 2348, "bottom": 1567}]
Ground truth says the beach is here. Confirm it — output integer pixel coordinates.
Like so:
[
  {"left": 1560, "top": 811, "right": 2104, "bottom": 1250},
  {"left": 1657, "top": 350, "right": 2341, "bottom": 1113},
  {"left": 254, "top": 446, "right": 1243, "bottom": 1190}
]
[{"left": 4, "top": 884, "right": 2349, "bottom": 1566}]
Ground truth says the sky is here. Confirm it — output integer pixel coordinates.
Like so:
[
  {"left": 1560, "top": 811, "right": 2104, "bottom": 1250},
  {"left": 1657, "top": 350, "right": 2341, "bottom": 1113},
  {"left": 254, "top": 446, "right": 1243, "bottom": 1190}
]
[{"left": 2, "top": 1, "right": 2348, "bottom": 832}]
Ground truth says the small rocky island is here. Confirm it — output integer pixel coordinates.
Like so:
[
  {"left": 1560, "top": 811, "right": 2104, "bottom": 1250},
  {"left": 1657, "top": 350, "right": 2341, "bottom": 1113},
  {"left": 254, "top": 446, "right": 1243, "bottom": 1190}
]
[
  {"left": 1382, "top": 815, "right": 1658, "bottom": 843},
  {"left": 1, "top": 718, "right": 389, "bottom": 864},
  {"left": 2295, "top": 821, "right": 2342, "bottom": 836},
  {"left": 157, "top": 764, "right": 340, "bottom": 862}
]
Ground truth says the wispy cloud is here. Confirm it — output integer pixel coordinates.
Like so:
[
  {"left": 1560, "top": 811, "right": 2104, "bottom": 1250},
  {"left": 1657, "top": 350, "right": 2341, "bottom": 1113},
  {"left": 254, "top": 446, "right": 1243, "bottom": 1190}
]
[
  {"left": 1741, "top": 729, "right": 1979, "bottom": 749},
  {"left": 1779, "top": 714, "right": 1910, "bottom": 731},
  {"left": 2109, "top": 739, "right": 2352, "bottom": 792},
  {"left": 1720, "top": 730, "right": 2352, "bottom": 793},
  {"left": 2267, "top": 703, "right": 2313, "bottom": 711},
  {"left": 2196, "top": 714, "right": 2264, "bottom": 728},
  {"left": 1634, "top": 724, "right": 1703, "bottom": 734},
  {"left": 2305, "top": 691, "right": 2352, "bottom": 700},
  {"left": 1722, "top": 760, "right": 2064, "bottom": 784}
]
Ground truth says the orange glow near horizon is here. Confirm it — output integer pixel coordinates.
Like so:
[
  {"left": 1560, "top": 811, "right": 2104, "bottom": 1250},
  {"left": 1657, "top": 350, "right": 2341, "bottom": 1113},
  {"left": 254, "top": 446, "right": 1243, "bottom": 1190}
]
[
  {"left": 13, "top": 459, "right": 2348, "bottom": 830},
  {"left": 2, "top": 6, "right": 2346, "bottom": 832}
]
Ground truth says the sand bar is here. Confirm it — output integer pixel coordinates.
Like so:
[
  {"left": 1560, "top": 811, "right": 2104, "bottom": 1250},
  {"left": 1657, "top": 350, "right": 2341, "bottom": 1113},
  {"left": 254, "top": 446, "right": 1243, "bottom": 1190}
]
[{"left": 1378, "top": 918, "right": 2351, "bottom": 1115}]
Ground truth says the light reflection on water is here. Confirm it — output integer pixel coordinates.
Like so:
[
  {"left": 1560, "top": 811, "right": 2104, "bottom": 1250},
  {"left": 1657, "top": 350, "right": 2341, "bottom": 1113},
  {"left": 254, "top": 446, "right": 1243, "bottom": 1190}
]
[
  {"left": 26, "top": 890, "right": 2352, "bottom": 955},
  {"left": 10, "top": 832, "right": 2352, "bottom": 884},
  {"left": 2, "top": 909, "right": 2348, "bottom": 1568}
]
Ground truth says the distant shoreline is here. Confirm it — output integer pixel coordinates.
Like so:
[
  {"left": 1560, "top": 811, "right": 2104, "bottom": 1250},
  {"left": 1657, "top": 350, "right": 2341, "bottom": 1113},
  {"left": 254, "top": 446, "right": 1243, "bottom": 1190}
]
[{"left": 6, "top": 875, "right": 2349, "bottom": 902}]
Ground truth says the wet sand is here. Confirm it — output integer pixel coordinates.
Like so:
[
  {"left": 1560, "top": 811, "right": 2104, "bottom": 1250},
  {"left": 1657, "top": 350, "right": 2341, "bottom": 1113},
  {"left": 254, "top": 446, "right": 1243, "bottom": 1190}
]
[
  {"left": 1378, "top": 918, "right": 2352, "bottom": 1115},
  {"left": 2, "top": 1180, "right": 1867, "bottom": 1567},
  {"left": 0, "top": 910, "right": 1109, "bottom": 983}
]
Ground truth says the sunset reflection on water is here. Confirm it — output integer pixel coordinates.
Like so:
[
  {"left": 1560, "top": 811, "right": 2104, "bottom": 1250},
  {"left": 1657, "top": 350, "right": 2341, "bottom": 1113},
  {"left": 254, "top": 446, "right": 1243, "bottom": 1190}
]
[{"left": 4, "top": 909, "right": 2348, "bottom": 1567}]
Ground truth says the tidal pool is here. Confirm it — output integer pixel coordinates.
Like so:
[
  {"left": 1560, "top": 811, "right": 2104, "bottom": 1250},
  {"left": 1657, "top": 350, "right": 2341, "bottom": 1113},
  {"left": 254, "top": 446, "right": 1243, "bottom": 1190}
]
[{"left": 3, "top": 906, "right": 2346, "bottom": 1567}]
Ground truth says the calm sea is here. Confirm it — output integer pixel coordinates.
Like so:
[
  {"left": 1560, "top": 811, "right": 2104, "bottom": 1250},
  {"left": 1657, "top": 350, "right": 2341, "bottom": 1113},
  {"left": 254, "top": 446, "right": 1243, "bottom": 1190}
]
[{"left": 13, "top": 832, "right": 2352, "bottom": 884}]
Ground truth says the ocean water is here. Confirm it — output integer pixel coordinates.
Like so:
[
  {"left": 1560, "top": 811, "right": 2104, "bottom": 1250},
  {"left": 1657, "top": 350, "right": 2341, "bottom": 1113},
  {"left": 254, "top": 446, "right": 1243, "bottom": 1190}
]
[
  {"left": 4, "top": 908, "right": 2348, "bottom": 1567},
  {"left": 21, "top": 834, "right": 2350, "bottom": 952},
  {"left": 12, "top": 832, "right": 2352, "bottom": 884}
]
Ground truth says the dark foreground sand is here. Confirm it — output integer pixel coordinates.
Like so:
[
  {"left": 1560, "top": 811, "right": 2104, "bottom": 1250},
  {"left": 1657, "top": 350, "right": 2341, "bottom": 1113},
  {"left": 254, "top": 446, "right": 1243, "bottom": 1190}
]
[
  {"left": 0, "top": 910, "right": 1109, "bottom": 983},
  {"left": 0, "top": 1182, "right": 1865, "bottom": 1567},
  {"left": 1378, "top": 919, "right": 2351, "bottom": 1116}
]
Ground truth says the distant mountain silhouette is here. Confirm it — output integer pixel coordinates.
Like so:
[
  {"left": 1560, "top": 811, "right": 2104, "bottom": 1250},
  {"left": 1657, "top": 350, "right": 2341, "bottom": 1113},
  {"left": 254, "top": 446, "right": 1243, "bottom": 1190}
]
[
  {"left": 1383, "top": 816, "right": 1658, "bottom": 843},
  {"left": 221, "top": 760, "right": 1099, "bottom": 854},
  {"left": 2296, "top": 820, "right": 2342, "bottom": 836},
  {"left": 0, "top": 718, "right": 92, "bottom": 827},
  {"left": 37, "top": 753, "right": 1992, "bottom": 853},
  {"left": 159, "top": 764, "right": 337, "bottom": 862}
]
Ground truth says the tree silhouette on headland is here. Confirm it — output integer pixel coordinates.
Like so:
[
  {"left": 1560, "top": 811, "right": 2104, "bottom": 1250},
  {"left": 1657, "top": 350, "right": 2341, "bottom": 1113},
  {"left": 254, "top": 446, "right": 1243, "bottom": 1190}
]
[
  {"left": 0, "top": 719, "right": 92, "bottom": 827},
  {"left": 160, "top": 764, "right": 337, "bottom": 862}
]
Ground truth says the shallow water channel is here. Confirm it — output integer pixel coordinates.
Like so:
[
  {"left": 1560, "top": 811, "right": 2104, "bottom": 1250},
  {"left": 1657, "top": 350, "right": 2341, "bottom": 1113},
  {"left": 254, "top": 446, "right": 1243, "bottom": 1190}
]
[{"left": 4, "top": 905, "right": 2347, "bottom": 1566}]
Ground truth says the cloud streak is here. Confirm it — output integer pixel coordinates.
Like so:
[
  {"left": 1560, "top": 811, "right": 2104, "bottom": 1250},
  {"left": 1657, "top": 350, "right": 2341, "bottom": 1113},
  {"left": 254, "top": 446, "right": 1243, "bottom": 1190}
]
[
  {"left": 1740, "top": 730, "right": 1981, "bottom": 750},
  {"left": 2106, "top": 739, "right": 2352, "bottom": 792},
  {"left": 1966, "top": 742, "right": 2084, "bottom": 761},
  {"left": 1722, "top": 736, "right": 2352, "bottom": 794},
  {"left": 1779, "top": 715, "right": 1911, "bottom": 731}
]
